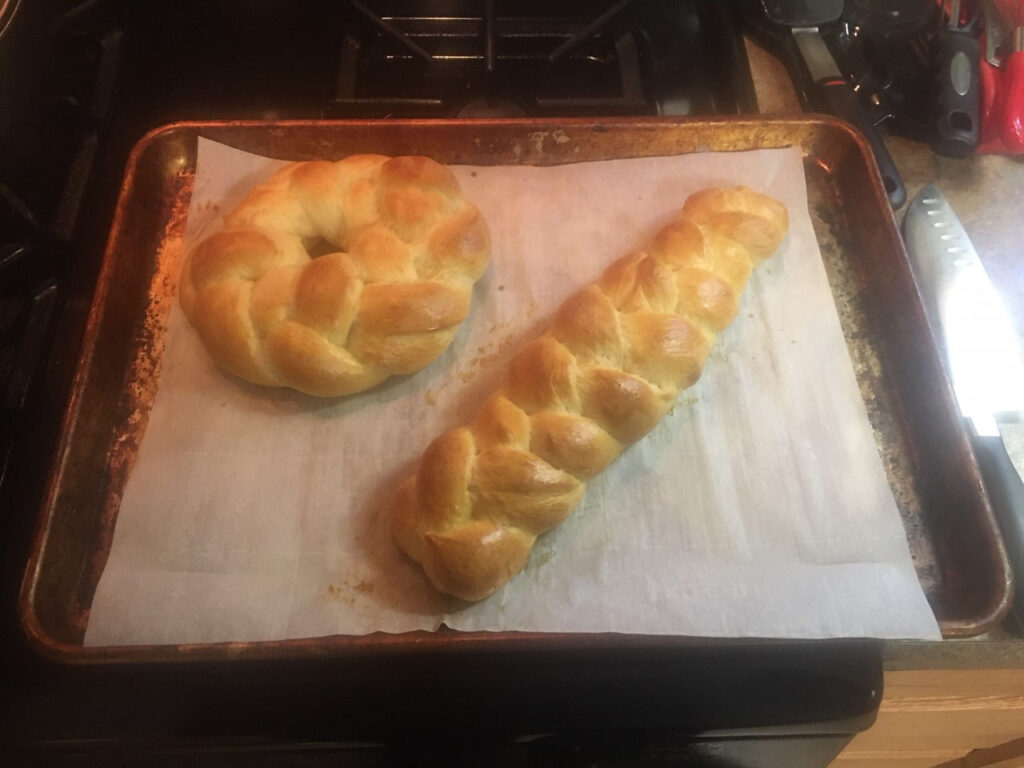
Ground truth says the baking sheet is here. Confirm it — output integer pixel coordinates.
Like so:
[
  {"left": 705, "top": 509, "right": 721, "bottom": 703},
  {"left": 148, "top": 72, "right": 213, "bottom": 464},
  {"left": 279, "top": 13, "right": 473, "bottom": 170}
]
[{"left": 83, "top": 137, "right": 941, "bottom": 645}]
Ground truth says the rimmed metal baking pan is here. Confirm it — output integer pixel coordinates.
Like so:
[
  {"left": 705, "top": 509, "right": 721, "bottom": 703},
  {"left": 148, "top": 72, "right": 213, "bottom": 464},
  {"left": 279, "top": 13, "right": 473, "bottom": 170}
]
[{"left": 19, "top": 117, "right": 1013, "bottom": 662}]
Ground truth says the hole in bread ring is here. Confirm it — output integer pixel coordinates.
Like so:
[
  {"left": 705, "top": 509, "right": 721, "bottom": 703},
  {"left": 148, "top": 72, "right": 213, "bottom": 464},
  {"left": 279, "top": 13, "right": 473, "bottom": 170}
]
[{"left": 180, "top": 155, "right": 490, "bottom": 397}]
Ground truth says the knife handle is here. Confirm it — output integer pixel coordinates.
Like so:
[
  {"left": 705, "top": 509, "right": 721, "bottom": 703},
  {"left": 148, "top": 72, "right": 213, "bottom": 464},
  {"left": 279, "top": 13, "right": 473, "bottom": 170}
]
[
  {"left": 1001, "top": 50, "right": 1024, "bottom": 154},
  {"left": 818, "top": 79, "right": 907, "bottom": 209},
  {"left": 973, "top": 433, "right": 1024, "bottom": 619},
  {"left": 930, "top": 28, "right": 982, "bottom": 158}
]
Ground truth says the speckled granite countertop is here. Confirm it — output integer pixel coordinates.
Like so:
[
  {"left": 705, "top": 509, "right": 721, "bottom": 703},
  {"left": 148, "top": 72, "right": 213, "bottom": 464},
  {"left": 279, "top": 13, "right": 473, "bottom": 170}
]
[{"left": 748, "top": 41, "right": 1024, "bottom": 670}]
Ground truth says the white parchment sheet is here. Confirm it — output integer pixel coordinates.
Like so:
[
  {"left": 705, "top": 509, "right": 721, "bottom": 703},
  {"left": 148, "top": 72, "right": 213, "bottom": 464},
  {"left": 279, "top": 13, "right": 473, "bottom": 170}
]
[{"left": 84, "top": 137, "right": 941, "bottom": 645}]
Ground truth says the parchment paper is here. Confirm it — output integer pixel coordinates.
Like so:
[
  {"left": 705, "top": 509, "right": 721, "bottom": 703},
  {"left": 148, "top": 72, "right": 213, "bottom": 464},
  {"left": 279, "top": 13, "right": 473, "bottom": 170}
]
[{"left": 84, "top": 137, "right": 941, "bottom": 645}]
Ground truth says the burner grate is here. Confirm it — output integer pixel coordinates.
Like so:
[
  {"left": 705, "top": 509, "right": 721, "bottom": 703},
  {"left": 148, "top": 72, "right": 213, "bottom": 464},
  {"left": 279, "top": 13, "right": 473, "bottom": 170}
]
[{"left": 330, "top": 0, "right": 654, "bottom": 117}]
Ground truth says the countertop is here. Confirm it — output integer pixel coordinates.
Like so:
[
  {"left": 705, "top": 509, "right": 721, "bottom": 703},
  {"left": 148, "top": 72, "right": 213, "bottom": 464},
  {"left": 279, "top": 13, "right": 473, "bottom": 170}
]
[{"left": 749, "top": 40, "right": 1024, "bottom": 671}]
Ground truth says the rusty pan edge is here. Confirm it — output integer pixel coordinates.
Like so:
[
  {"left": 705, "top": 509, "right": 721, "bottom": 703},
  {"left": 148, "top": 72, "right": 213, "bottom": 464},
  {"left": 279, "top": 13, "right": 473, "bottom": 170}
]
[{"left": 18, "top": 116, "right": 1013, "bottom": 662}]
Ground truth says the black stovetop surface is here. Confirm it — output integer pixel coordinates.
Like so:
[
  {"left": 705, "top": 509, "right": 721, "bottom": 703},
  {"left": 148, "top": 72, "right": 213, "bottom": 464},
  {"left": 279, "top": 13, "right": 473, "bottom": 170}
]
[
  {"left": 0, "top": 2, "right": 881, "bottom": 763},
  {"left": 0, "top": 636, "right": 881, "bottom": 764}
]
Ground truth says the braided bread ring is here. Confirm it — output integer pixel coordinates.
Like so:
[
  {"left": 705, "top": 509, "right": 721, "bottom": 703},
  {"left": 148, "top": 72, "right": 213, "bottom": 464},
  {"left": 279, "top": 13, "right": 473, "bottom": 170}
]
[
  {"left": 180, "top": 155, "right": 490, "bottom": 397},
  {"left": 389, "top": 187, "right": 789, "bottom": 601}
]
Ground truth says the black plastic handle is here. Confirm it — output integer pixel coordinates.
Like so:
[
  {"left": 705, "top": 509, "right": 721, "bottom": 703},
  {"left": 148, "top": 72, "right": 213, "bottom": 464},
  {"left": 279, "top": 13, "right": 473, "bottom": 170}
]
[
  {"left": 930, "top": 28, "right": 981, "bottom": 158},
  {"left": 818, "top": 78, "right": 907, "bottom": 209},
  {"left": 973, "top": 433, "right": 1024, "bottom": 619}
]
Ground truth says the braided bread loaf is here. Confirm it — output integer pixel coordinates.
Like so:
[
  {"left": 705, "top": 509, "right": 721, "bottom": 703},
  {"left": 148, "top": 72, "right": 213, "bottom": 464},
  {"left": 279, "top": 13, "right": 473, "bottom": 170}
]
[
  {"left": 179, "top": 155, "right": 490, "bottom": 397},
  {"left": 389, "top": 186, "right": 789, "bottom": 601}
]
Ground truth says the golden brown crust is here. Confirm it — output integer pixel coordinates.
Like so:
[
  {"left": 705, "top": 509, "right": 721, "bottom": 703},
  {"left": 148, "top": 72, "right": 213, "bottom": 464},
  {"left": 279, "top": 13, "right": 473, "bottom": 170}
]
[
  {"left": 387, "top": 186, "right": 789, "bottom": 601},
  {"left": 179, "top": 155, "right": 490, "bottom": 397}
]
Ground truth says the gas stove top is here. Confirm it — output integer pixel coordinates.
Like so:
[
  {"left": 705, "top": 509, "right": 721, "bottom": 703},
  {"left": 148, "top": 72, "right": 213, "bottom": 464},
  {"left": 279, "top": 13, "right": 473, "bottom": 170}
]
[
  {"left": 328, "top": 0, "right": 755, "bottom": 118},
  {"left": 0, "top": 4, "right": 886, "bottom": 765}
]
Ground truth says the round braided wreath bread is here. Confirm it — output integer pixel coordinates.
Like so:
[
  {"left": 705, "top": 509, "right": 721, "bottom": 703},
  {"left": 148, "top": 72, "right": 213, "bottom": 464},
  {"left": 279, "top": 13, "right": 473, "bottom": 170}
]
[
  {"left": 389, "top": 187, "right": 789, "bottom": 601},
  {"left": 179, "top": 155, "right": 490, "bottom": 397}
]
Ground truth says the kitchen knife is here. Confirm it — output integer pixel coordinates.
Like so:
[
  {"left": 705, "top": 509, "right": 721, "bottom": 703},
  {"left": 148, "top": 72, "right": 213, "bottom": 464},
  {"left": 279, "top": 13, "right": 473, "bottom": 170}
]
[{"left": 903, "top": 183, "right": 1024, "bottom": 618}]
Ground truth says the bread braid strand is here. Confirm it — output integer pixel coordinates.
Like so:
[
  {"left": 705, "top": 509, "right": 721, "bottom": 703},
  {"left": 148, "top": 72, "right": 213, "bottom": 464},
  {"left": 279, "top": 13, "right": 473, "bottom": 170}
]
[{"left": 389, "top": 186, "right": 789, "bottom": 601}]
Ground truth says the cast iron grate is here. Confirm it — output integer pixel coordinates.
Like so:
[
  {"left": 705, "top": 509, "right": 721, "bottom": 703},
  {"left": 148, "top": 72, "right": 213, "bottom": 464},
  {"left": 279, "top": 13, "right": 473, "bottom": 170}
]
[{"left": 329, "top": 0, "right": 755, "bottom": 118}]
